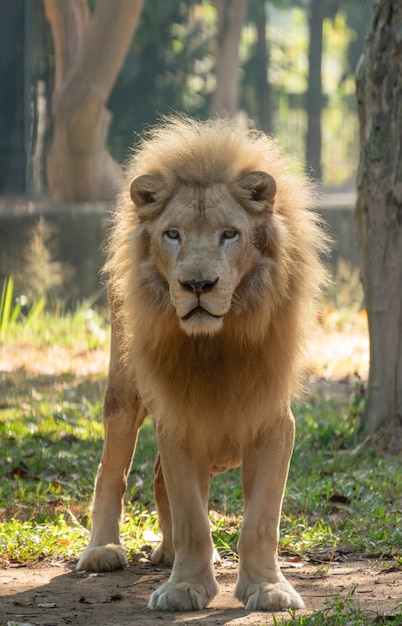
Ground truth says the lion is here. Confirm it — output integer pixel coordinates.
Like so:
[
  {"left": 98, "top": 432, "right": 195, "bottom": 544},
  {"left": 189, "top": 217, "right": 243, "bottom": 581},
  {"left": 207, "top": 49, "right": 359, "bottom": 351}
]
[{"left": 76, "top": 116, "right": 327, "bottom": 612}]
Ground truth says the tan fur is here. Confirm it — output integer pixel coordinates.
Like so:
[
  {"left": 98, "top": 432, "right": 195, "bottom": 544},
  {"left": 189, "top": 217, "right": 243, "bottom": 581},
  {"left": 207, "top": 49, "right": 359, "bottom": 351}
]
[{"left": 77, "top": 116, "right": 327, "bottom": 612}]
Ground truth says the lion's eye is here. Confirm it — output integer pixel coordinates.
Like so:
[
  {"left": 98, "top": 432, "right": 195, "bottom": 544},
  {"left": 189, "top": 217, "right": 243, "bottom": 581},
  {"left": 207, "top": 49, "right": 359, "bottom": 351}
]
[
  {"left": 164, "top": 229, "right": 180, "bottom": 240},
  {"left": 222, "top": 229, "right": 239, "bottom": 242}
]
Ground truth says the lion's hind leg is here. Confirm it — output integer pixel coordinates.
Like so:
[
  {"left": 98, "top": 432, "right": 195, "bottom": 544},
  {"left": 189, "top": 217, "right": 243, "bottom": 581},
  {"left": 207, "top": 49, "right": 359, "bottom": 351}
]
[
  {"left": 150, "top": 455, "right": 222, "bottom": 567},
  {"left": 150, "top": 453, "right": 175, "bottom": 564}
]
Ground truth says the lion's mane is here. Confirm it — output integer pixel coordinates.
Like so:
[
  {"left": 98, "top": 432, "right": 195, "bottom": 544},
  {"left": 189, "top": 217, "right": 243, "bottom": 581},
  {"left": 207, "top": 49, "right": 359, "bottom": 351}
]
[{"left": 105, "top": 116, "right": 327, "bottom": 455}]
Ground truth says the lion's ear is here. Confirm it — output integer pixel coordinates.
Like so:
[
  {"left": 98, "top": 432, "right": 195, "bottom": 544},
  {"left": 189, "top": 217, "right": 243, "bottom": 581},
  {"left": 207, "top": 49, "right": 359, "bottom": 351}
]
[
  {"left": 130, "top": 173, "right": 169, "bottom": 220},
  {"left": 235, "top": 170, "right": 276, "bottom": 215}
]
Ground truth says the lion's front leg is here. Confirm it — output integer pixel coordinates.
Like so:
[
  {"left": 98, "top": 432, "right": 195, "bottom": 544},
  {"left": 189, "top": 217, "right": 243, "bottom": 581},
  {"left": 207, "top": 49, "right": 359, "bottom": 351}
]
[
  {"left": 235, "top": 409, "right": 305, "bottom": 612},
  {"left": 76, "top": 381, "right": 146, "bottom": 572},
  {"left": 148, "top": 437, "right": 219, "bottom": 611},
  {"left": 76, "top": 388, "right": 146, "bottom": 572},
  {"left": 76, "top": 299, "right": 147, "bottom": 572}
]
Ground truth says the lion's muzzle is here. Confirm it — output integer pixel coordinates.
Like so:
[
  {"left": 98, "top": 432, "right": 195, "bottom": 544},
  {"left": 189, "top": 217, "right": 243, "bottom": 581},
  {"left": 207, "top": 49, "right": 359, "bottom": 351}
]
[{"left": 175, "top": 276, "right": 226, "bottom": 334}]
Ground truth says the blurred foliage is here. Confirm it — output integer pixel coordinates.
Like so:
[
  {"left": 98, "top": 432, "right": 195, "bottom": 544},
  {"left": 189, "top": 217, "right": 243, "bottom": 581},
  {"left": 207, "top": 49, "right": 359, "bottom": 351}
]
[
  {"left": 105, "top": 0, "right": 375, "bottom": 185},
  {"left": 1, "top": 0, "right": 376, "bottom": 191},
  {"left": 108, "top": 0, "right": 215, "bottom": 162}
]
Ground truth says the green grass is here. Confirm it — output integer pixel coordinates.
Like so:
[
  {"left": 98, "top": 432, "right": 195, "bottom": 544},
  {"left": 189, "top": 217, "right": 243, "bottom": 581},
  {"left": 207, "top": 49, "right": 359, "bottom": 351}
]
[
  {"left": 0, "top": 304, "right": 401, "bottom": 624},
  {"left": 274, "top": 588, "right": 402, "bottom": 625}
]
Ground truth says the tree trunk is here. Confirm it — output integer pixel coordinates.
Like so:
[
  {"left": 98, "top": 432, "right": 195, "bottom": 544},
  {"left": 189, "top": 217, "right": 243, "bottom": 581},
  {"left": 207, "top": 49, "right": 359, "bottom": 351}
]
[
  {"left": 355, "top": 0, "right": 402, "bottom": 436},
  {"left": 255, "top": 0, "right": 272, "bottom": 134},
  {"left": 305, "top": 0, "right": 325, "bottom": 181},
  {"left": 43, "top": 0, "right": 144, "bottom": 201},
  {"left": 211, "top": 0, "right": 247, "bottom": 117}
]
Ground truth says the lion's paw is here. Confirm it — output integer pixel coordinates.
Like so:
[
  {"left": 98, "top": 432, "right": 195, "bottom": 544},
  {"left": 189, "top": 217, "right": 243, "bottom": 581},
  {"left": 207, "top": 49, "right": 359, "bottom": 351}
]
[
  {"left": 150, "top": 543, "right": 174, "bottom": 565},
  {"left": 212, "top": 547, "right": 222, "bottom": 564},
  {"left": 148, "top": 581, "right": 217, "bottom": 611},
  {"left": 236, "top": 580, "right": 305, "bottom": 612},
  {"left": 76, "top": 544, "right": 128, "bottom": 572}
]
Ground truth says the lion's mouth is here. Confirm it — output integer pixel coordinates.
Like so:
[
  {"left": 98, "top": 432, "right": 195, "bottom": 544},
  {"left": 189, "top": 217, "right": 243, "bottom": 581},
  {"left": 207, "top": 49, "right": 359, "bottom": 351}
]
[{"left": 181, "top": 306, "right": 223, "bottom": 322}]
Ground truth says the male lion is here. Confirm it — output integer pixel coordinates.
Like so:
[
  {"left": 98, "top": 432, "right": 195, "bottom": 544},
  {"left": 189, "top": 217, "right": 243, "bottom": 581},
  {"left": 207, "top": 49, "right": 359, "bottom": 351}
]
[{"left": 77, "top": 116, "right": 327, "bottom": 612}]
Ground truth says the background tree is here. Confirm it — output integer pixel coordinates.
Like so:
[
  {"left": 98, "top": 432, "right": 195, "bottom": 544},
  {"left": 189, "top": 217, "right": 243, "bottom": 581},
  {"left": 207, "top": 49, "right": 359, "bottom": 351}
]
[
  {"left": 211, "top": 0, "right": 248, "bottom": 116},
  {"left": 108, "top": 0, "right": 213, "bottom": 163},
  {"left": 355, "top": 0, "right": 402, "bottom": 436},
  {"left": 305, "top": 0, "right": 326, "bottom": 180},
  {"left": 242, "top": 0, "right": 273, "bottom": 133},
  {"left": 1, "top": 0, "right": 376, "bottom": 197},
  {"left": 44, "top": 0, "right": 144, "bottom": 202},
  {"left": 0, "top": 2, "right": 48, "bottom": 194}
]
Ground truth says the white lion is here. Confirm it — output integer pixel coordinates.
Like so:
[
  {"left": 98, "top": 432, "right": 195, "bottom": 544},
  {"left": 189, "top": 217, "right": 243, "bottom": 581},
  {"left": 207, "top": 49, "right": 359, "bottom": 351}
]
[{"left": 76, "top": 116, "right": 326, "bottom": 612}]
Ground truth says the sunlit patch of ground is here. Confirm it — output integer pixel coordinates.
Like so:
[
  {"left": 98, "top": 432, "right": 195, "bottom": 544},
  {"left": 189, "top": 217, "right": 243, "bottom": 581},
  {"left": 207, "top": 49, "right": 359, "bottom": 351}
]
[
  {"left": 308, "top": 308, "right": 369, "bottom": 380},
  {"left": 0, "top": 344, "right": 109, "bottom": 378},
  {"left": 0, "top": 309, "right": 369, "bottom": 382}
]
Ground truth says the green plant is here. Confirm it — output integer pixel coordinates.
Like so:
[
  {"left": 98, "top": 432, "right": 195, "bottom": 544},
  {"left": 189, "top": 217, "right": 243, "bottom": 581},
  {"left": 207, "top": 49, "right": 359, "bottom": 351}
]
[
  {"left": 0, "top": 277, "right": 19, "bottom": 336},
  {"left": 0, "top": 276, "right": 45, "bottom": 339}
]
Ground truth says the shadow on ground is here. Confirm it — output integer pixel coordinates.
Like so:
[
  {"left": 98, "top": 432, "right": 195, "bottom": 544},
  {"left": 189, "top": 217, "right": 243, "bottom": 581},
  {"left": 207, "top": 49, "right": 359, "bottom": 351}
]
[{"left": 1, "top": 557, "right": 401, "bottom": 625}]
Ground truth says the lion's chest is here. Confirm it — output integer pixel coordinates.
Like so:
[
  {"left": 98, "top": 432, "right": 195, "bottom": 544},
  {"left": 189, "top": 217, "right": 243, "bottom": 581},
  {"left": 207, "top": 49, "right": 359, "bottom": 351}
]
[{"left": 134, "top": 335, "right": 276, "bottom": 457}]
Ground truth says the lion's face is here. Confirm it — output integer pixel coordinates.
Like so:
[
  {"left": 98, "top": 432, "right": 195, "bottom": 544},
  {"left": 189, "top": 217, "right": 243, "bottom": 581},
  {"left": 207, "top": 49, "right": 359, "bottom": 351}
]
[
  {"left": 151, "top": 184, "right": 256, "bottom": 336},
  {"left": 131, "top": 171, "right": 276, "bottom": 336}
]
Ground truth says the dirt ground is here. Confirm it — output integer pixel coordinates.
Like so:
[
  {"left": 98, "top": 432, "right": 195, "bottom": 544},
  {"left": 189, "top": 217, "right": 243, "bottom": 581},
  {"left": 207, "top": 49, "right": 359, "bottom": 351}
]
[{"left": 1, "top": 556, "right": 401, "bottom": 626}]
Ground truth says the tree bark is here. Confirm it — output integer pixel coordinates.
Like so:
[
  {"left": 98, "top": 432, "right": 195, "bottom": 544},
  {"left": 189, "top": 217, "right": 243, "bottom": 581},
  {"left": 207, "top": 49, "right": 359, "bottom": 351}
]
[
  {"left": 44, "top": 0, "right": 144, "bottom": 201},
  {"left": 255, "top": 0, "right": 272, "bottom": 134},
  {"left": 355, "top": 0, "right": 402, "bottom": 436},
  {"left": 211, "top": 0, "right": 247, "bottom": 117},
  {"left": 305, "top": 0, "right": 325, "bottom": 181}
]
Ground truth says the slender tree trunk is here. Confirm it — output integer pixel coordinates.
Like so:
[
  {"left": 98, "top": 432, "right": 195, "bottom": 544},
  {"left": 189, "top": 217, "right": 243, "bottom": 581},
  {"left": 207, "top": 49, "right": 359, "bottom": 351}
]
[
  {"left": 305, "top": 0, "right": 325, "bottom": 181},
  {"left": 255, "top": 0, "right": 272, "bottom": 134},
  {"left": 211, "top": 0, "right": 247, "bottom": 117},
  {"left": 355, "top": 0, "right": 402, "bottom": 436},
  {"left": 44, "top": 0, "right": 144, "bottom": 201}
]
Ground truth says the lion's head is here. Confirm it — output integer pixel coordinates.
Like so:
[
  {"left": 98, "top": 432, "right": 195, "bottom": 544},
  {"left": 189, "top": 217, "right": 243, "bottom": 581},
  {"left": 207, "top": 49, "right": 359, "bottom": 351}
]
[
  {"left": 106, "top": 116, "right": 326, "bottom": 356},
  {"left": 130, "top": 169, "right": 277, "bottom": 336}
]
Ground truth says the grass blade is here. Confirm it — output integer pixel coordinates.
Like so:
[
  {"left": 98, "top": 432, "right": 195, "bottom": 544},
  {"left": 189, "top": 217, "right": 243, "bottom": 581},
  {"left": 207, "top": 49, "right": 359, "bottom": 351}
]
[
  {"left": 0, "top": 276, "right": 14, "bottom": 336},
  {"left": 26, "top": 296, "right": 46, "bottom": 325}
]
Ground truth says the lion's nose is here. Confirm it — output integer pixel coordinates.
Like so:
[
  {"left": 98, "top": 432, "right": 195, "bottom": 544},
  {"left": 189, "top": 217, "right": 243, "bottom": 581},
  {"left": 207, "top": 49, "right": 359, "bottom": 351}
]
[{"left": 180, "top": 277, "right": 219, "bottom": 295}]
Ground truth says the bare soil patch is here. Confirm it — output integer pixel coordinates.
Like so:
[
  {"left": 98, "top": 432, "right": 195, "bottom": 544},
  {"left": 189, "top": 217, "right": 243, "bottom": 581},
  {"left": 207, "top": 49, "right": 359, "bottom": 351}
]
[{"left": 1, "top": 557, "right": 401, "bottom": 625}]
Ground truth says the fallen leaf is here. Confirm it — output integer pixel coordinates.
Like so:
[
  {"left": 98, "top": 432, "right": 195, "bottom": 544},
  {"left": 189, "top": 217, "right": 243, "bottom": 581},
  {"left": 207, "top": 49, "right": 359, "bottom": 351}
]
[
  {"left": 7, "top": 463, "right": 29, "bottom": 479},
  {"left": 55, "top": 538, "right": 70, "bottom": 546},
  {"left": 281, "top": 557, "right": 304, "bottom": 569},
  {"left": 328, "top": 493, "right": 350, "bottom": 506},
  {"left": 79, "top": 594, "right": 122, "bottom": 604}
]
